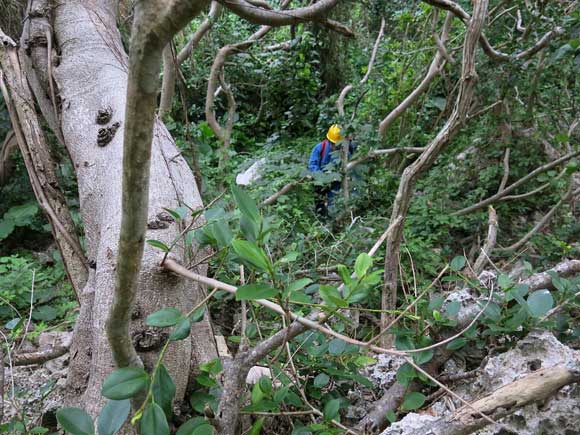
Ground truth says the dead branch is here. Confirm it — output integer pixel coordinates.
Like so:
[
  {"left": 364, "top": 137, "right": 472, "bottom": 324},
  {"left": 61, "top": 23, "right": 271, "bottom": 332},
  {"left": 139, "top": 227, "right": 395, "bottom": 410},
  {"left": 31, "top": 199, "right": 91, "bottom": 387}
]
[
  {"left": 409, "top": 364, "right": 580, "bottom": 435},
  {"left": 380, "top": 0, "right": 488, "bottom": 347},
  {"left": 259, "top": 179, "right": 302, "bottom": 207},
  {"left": 497, "top": 185, "right": 579, "bottom": 252},
  {"left": 0, "top": 30, "right": 88, "bottom": 298},
  {"left": 218, "top": 0, "right": 339, "bottom": 26},
  {"left": 10, "top": 344, "right": 70, "bottom": 367},
  {"left": 501, "top": 167, "right": 566, "bottom": 201},
  {"left": 473, "top": 206, "right": 498, "bottom": 275},
  {"left": 0, "top": 345, "right": 3, "bottom": 424},
  {"left": 453, "top": 150, "right": 580, "bottom": 216},
  {"left": 320, "top": 18, "right": 355, "bottom": 38},
  {"left": 379, "top": 12, "right": 454, "bottom": 138},
  {"left": 516, "top": 9, "right": 526, "bottom": 33},
  {"left": 337, "top": 17, "right": 385, "bottom": 118},
  {"left": 522, "top": 259, "right": 580, "bottom": 291}
]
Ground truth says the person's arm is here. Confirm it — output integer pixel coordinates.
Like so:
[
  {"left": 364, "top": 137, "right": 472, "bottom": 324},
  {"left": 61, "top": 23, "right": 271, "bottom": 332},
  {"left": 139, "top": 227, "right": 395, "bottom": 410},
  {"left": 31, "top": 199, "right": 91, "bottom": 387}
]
[{"left": 308, "top": 143, "right": 322, "bottom": 171}]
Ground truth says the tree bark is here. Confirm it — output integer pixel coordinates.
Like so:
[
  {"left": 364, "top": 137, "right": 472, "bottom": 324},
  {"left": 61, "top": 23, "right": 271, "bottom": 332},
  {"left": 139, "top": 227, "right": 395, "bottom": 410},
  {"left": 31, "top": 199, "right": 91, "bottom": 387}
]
[{"left": 19, "top": 0, "right": 218, "bottom": 420}]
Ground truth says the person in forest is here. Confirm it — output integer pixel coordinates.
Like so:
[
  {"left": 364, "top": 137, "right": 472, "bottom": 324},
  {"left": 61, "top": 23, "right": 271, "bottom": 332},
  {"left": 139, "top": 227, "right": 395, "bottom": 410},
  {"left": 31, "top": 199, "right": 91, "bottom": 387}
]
[{"left": 308, "top": 124, "right": 356, "bottom": 216}]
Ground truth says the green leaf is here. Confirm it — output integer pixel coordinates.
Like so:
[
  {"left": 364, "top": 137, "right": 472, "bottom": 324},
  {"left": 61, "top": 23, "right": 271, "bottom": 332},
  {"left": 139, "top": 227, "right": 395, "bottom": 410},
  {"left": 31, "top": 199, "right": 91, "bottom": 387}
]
[
  {"left": 527, "top": 289, "right": 554, "bottom": 318},
  {"left": 32, "top": 306, "right": 59, "bottom": 321},
  {"left": 385, "top": 410, "right": 397, "bottom": 423},
  {"left": 337, "top": 265, "right": 351, "bottom": 286},
  {"left": 353, "top": 356, "right": 376, "bottom": 367},
  {"left": 277, "top": 251, "right": 299, "bottom": 264},
  {"left": 328, "top": 339, "right": 346, "bottom": 355},
  {"left": 236, "top": 284, "right": 277, "bottom": 301},
  {"left": 286, "top": 278, "right": 313, "bottom": 293},
  {"left": 161, "top": 207, "right": 182, "bottom": 221},
  {"left": 0, "top": 219, "right": 15, "bottom": 241},
  {"left": 56, "top": 408, "right": 94, "bottom": 435},
  {"left": 176, "top": 418, "right": 213, "bottom": 435},
  {"left": 273, "top": 387, "right": 289, "bottom": 403},
  {"left": 152, "top": 364, "right": 176, "bottom": 418},
  {"left": 5, "top": 203, "right": 38, "bottom": 225},
  {"left": 249, "top": 417, "right": 265, "bottom": 435},
  {"left": 450, "top": 256, "right": 466, "bottom": 271},
  {"left": 141, "top": 403, "right": 169, "bottom": 435},
  {"left": 354, "top": 253, "right": 373, "bottom": 278},
  {"left": 240, "top": 214, "right": 258, "bottom": 242},
  {"left": 97, "top": 400, "right": 130, "bottom": 435},
  {"left": 413, "top": 349, "right": 433, "bottom": 365},
  {"left": 209, "top": 221, "right": 232, "bottom": 248},
  {"left": 251, "top": 382, "right": 265, "bottom": 404},
  {"left": 445, "top": 301, "right": 461, "bottom": 317},
  {"left": 169, "top": 317, "right": 191, "bottom": 341},
  {"left": 146, "top": 239, "right": 169, "bottom": 252},
  {"left": 258, "top": 376, "right": 273, "bottom": 395},
  {"left": 497, "top": 273, "right": 512, "bottom": 289},
  {"left": 319, "top": 285, "right": 347, "bottom": 307},
  {"left": 323, "top": 399, "right": 340, "bottom": 421},
  {"left": 102, "top": 367, "right": 149, "bottom": 400},
  {"left": 401, "top": 392, "right": 426, "bottom": 411},
  {"left": 314, "top": 373, "right": 330, "bottom": 388},
  {"left": 232, "top": 186, "right": 261, "bottom": 224},
  {"left": 191, "top": 306, "right": 206, "bottom": 323},
  {"left": 146, "top": 308, "right": 183, "bottom": 327},
  {"left": 396, "top": 363, "right": 416, "bottom": 387},
  {"left": 446, "top": 338, "right": 467, "bottom": 350},
  {"left": 231, "top": 240, "right": 271, "bottom": 272}
]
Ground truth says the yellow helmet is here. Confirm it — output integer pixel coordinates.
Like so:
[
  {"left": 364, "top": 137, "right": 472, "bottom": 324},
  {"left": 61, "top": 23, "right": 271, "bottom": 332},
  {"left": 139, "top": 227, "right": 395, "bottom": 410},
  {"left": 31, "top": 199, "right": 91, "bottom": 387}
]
[{"left": 326, "top": 124, "right": 344, "bottom": 143}]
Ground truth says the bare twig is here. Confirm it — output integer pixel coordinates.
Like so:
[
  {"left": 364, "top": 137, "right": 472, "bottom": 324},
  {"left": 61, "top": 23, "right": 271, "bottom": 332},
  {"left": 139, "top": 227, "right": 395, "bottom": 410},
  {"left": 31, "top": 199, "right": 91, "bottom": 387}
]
[{"left": 498, "top": 148, "right": 510, "bottom": 193}]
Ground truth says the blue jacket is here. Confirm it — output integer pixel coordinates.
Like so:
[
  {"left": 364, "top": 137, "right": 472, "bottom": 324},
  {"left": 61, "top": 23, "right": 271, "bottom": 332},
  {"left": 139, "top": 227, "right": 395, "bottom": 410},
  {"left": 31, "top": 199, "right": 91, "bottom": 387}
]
[{"left": 308, "top": 140, "right": 356, "bottom": 172}]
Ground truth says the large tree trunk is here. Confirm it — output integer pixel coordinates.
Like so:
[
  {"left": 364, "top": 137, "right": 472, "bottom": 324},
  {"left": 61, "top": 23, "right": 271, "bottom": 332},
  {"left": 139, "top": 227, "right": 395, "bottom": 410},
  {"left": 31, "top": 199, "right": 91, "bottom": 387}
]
[{"left": 23, "top": 0, "right": 218, "bottom": 417}]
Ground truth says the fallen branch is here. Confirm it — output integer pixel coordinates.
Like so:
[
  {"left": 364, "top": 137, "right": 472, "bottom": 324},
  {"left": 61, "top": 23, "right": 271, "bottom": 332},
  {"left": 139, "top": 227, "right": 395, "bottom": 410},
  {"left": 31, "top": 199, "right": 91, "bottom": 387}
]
[
  {"left": 406, "top": 364, "right": 580, "bottom": 435},
  {"left": 522, "top": 259, "right": 580, "bottom": 291},
  {"left": 10, "top": 344, "right": 70, "bottom": 367}
]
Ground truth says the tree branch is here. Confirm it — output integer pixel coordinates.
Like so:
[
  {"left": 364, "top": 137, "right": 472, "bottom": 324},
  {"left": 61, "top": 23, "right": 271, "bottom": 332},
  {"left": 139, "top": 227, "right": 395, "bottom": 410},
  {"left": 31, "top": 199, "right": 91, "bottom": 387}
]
[
  {"left": 473, "top": 206, "right": 498, "bottom": 275},
  {"left": 380, "top": 0, "right": 488, "bottom": 347},
  {"left": 218, "top": 0, "right": 339, "bottom": 26},
  {"left": 379, "top": 12, "right": 454, "bottom": 138},
  {"left": 453, "top": 150, "right": 580, "bottom": 216}
]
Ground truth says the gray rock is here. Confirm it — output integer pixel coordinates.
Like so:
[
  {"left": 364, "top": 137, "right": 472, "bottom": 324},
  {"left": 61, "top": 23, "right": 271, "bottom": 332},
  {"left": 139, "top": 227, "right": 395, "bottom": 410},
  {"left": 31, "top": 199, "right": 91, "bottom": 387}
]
[{"left": 365, "top": 354, "right": 405, "bottom": 391}]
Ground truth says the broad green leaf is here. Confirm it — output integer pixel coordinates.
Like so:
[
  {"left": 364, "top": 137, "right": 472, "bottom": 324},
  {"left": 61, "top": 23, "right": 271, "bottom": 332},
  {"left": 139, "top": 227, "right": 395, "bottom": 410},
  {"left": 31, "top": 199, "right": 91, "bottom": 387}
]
[
  {"left": 32, "top": 306, "right": 58, "bottom": 321},
  {"left": 354, "top": 356, "right": 376, "bottom": 367},
  {"left": 286, "top": 278, "right": 313, "bottom": 293},
  {"left": 273, "top": 386, "right": 289, "bottom": 403},
  {"left": 161, "top": 207, "right": 182, "bottom": 221},
  {"left": 385, "top": 410, "right": 397, "bottom": 423},
  {"left": 0, "top": 219, "right": 15, "bottom": 240},
  {"left": 209, "top": 221, "right": 232, "bottom": 248},
  {"left": 5, "top": 203, "right": 38, "bottom": 224},
  {"left": 141, "top": 403, "right": 169, "bottom": 435},
  {"left": 446, "top": 338, "right": 467, "bottom": 350},
  {"left": 152, "top": 364, "right": 176, "bottom": 418},
  {"left": 240, "top": 214, "right": 258, "bottom": 242},
  {"left": 102, "top": 367, "right": 149, "bottom": 400},
  {"left": 323, "top": 399, "right": 340, "bottom": 421},
  {"left": 236, "top": 284, "right": 277, "bottom": 301},
  {"left": 191, "top": 306, "right": 206, "bottom": 323},
  {"left": 450, "top": 256, "right": 466, "bottom": 271},
  {"left": 328, "top": 339, "right": 346, "bottom": 355},
  {"left": 176, "top": 418, "right": 213, "bottom": 435},
  {"left": 413, "top": 349, "right": 433, "bottom": 365},
  {"left": 146, "top": 308, "right": 183, "bottom": 327},
  {"left": 354, "top": 253, "right": 373, "bottom": 278},
  {"left": 169, "top": 317, "right": 191, "bottom": 341},
  {"left": 232, "top": 185, "right": 261, "bottom": 224},
  {"left": 258, "top": 376, "right": 273, "bottom": 395},
  {"left": 277, "top": 251, "right": 299, "bottom": 264},
  {"left": 497, "top": 273, "right": 512, "bottom": 289},
  {"left": 56, "top": 408, "right": 94, "bottom": 435},
  {"left": 400, "top": 392, "right": 426, "bottom": 411},
  {"left": 396, "top": 363, "right": 416, "bottom": 387},
  {"left": 231, "top": 240, "right": 271, "bottom": 272},
  {"left": 314, "top": 373, "right": 330, "bottom": 388},
  {"left": 97, "top": 400, "right": 130, "bottom": 435},
  {"left": 445, "top": 301, "right": 461, "bottom": 317},
  {"left": 319, "top": 285, "right": 347, "bottom": 308},
  {"left": 146, "top": 239, "right": 169, "bottom": 252},
  {"left": 527, "top": 289, "right": 554, "bottom": 318}
]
